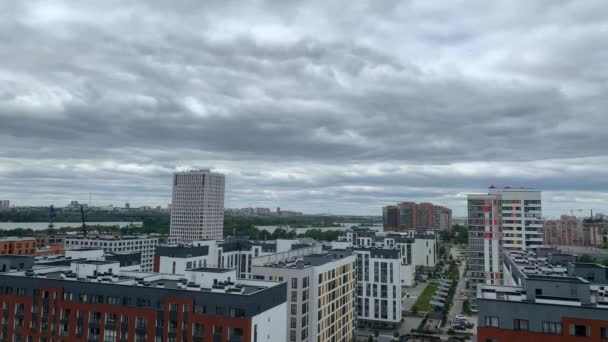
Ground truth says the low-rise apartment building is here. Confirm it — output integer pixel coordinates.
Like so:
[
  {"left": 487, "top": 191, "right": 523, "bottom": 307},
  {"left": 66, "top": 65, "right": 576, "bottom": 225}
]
[
  {"left": 0, "top": 259, "right": 287, "bottom": 342},
  {"left": 477, "top": 250, "right": 608, "bottom": 341},
  {"left": 251, "top": 251, "right": 357, "bottom": 342}
]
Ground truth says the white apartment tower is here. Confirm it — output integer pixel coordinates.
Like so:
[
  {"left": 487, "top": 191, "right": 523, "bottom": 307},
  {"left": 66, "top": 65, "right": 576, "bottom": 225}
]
[
  {"left": 467, "top": 186, "right": 542, "bottom": 289},
  {"left": 170, "top": 169, "right": 225, "bottom": 242},
  {"left": 354, "top": 248, "right": 402, "bottom": 325}
]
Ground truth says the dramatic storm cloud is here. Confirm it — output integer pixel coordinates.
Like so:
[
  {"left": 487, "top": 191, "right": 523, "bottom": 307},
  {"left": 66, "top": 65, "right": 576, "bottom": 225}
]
[{"left": 1, "top": 0, "right": 607, "bottom": 216}]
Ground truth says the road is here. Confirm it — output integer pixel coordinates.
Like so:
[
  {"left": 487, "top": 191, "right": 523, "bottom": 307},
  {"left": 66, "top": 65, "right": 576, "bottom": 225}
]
[{"left": 446, "top": 247, "right": 467, "bottom": 326}]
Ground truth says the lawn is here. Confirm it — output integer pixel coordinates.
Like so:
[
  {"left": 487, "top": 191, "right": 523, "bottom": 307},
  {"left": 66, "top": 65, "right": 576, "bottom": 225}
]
[{"left": 411, "top": 282, "right": 438, "bottom": 313}]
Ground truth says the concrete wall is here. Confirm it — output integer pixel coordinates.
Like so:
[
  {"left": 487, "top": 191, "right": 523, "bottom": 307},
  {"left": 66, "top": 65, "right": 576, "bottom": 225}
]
[{"left": 251, "top": 302, "right": 287, "bottom": 342}]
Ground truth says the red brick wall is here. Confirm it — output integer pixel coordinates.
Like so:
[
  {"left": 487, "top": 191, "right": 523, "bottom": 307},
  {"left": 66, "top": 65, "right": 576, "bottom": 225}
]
[
  {"left": 0, "top": 288, "right": 252, "bottom": 342},
  {"left": 479, "top": 317, "right": 608, "bottom": 342}
]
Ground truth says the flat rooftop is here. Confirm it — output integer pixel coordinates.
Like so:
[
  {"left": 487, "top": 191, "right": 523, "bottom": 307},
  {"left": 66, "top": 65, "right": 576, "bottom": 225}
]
[
  {"left": 2, "top": 264, "right": 280, "bottom": 297},
  {"left": 65, "top": 234, "right": 164, "bottom": 240},
  {"left": 190, "top": 267, "right": 233, "bottom": 273},
  {"left": 75, "top": 260, "right": 119, "bottom": 265},
  {"left": 0, "top": 236, "right": 36, "bottom": 241},
  {"left": 257, "top": 251, "right": 354, "bottom": 269},
  {"left": 505, "top": 250, "right": 568, "bottom": 277}
]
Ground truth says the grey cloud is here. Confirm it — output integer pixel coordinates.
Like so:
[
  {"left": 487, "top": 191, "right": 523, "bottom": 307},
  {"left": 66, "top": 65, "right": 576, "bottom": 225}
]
[{"left": 0, "top": 0, "right": 607, "bottom": 216}]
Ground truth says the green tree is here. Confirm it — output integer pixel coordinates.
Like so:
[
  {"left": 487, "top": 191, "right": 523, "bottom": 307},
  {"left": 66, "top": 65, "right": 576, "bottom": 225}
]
[
  {"left": 579, "top": 254, "right": 596, "bottom": 263},
  {"left": 462, "top": 299, "right": 471, "bottom": 314}
]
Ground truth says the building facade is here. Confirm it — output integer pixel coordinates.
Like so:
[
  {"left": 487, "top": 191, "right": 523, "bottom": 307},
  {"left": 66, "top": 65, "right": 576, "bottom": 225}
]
[
  {"left": 382, "top": 206, "right": 399, "bottom": 231},
  {"left": 467, "top": 187, "right": 542, "bottom": 290},
  {"left": 353, "top": 248, "right": 401, "bottom": 326},
  {"left": 0, "top": 262, "right": 286, "bottom": 342},
  {"left": 544, "top": 215, "right": 583, "bottom": 246},
  {"left": 170, "top": 170, "right": 225, "bottom": 242},
  {"left": 383, "top": 202, "right": 452, "bottom": 232},
  {"left": 583, "top": 223, "right": 604, "bottom": 247},
  {"left": 252, "top": 252, "right": 357, "bottom": 342},
  {"left": 64, "top": 235, "right": 178, "bottom": 272},
  {"left": 0, "top": 200, "right": 9, "bottom": 209},
  {"left": 0, "top": 237, "right": 37, "bottom": 255}
]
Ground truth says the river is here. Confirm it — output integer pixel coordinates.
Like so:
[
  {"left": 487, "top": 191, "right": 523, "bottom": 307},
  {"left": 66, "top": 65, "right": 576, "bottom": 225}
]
[{"left": 0, "top": 222, "right": 143, "bottom": 230}]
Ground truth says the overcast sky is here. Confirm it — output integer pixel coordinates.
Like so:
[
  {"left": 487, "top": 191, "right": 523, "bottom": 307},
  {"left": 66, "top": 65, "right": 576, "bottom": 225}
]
[{"left": 1, "top": 1, "right": 607, "bottom": 217}]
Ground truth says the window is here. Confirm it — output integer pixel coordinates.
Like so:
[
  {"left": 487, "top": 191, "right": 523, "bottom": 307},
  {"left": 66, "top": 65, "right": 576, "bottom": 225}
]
[
  {"left": 543, "top": 321, "right": 562, "bottom": 335},
  {"left": 291, "top": 278, "right": 298, "bottom": 289},
  {"left": 104, "top": 329, "right": 116, "bottom": 342},
  {"left": 569, "top": 324, "right": 590, "bottom": 337},
  {"left": 514, "top": 319, "right": 528, "bottom": 331},
  {"left": 601, "top": 327, "right": 608, "bottom": 339},
  {"left": 484, "top": 316, "right": 499, "bottom": 328}
]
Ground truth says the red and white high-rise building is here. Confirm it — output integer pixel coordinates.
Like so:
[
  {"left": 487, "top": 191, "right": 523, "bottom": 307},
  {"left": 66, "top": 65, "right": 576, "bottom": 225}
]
[{"left": 467, "top": 187, "right": 542, "bottom": 290}]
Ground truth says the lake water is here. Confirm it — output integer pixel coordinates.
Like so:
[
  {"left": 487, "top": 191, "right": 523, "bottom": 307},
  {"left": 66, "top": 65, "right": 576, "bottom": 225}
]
[
  {"left": 253, "top": 223, "right": 382, "bottom": 234},
  {"left": 0, "top": 222, "right": 143, "bottom": 230}
]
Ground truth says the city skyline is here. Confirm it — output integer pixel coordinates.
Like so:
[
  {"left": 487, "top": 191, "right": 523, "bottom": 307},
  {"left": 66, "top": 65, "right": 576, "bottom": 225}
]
[
  {"left": 1, "top": 1, "right": 608, "bottom": 217},
  {"left": 0, "top": 186, "right": 604, "bottom": 219}
]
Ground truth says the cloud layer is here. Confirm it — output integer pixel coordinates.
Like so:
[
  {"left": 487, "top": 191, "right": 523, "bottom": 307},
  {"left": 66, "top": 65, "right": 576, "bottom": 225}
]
[{"left": 1, "top": 0, "right": 607, "bottom": 216}]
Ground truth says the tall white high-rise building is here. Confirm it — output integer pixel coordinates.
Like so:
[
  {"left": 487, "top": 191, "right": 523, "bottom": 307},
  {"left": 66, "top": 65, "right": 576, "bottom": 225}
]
[
  {"left": 170, "top": 169, "right": 225, "bottom": 242},
  {"left": 467, "top": 187, "right": 542, "bottom": 289}
]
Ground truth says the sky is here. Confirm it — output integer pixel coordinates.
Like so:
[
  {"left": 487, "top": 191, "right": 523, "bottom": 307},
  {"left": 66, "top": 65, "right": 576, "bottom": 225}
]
[{"left": 1, "top": 0, "right": 607, "bottom": 217}]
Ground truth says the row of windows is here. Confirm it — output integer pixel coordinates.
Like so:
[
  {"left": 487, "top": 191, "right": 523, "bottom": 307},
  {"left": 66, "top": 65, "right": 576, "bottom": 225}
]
[{"left": 484, "top": 316, "right": 608, "bottom": 338}]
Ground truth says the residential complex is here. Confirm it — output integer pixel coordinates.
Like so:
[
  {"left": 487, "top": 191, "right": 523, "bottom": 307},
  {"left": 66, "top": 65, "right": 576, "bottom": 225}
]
[
  {"left": 0, "top": 257, "right": 286, "bottom": 342},
  {"left": 154, "top": 237, "right": 304, "bottom": 279},
  {"left": 467, "top": 186, "right": 542, "bottom": 289},
  {"left": 543, "top": 215, "right": 605, "bottom": 248},
  {"left": 338, "top": 227, "right": 438, "bottom": 267},
  {"left": 170, "top": 169, "right": 225, "bottom": 242},
  {"left": 382, "top": 202, "right": 452, "bottom": 232},
  {"left": 251, "top": 251, "right": 357, "bottom": 342},
  {"left": 64, "top": 234, "right": 178, "bottom": 272},
  {"left": 477, "top": 250, "right": 608, "bottom": 341}
]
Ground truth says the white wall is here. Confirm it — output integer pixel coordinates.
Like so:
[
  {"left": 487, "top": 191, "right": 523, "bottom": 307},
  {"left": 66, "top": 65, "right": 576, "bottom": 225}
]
[
  {"left": 400, "top": 264, "right": 415, "bottom": 286},
  {"left": 251, "top": 302, "right": 287, "bottom": 342},
  {"left": 184, "top": 268, "right": 237, "bottom": 288},
  {"left": 413, "top": 238, "right": 437, "bottom": 267},
  {"left": 330, "top": 241, "right": 352, "bottom": 249},
  {"left": 276, "top": 239, "right": 298, "bottom": 253},
  {"left": 65, "top": 249, "right": 104, "bottom": 260},
  {"left": 158, "top": 255, "right": 212, "bottom": 274},
  {"left": 71, "top": 261, "right": 120, "bottom": 278}
]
